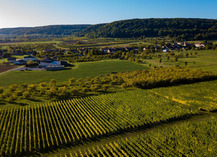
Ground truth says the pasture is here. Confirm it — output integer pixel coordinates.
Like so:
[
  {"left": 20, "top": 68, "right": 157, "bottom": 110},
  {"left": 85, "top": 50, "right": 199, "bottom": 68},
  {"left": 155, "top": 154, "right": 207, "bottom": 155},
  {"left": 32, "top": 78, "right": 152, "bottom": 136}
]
[{"left": 0, "top": 60, "right": 148, "bottom": 87}]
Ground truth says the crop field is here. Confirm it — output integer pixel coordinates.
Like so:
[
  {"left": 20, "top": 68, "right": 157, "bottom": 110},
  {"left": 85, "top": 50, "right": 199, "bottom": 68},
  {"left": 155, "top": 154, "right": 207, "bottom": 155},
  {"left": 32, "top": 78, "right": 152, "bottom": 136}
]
[
  {"left": 54, "top": 113, "right": 217, "bottom": 157},
  {"left": 149, "top": 80, "right": 217, "bottom": 111},
  {"left": 0, "top": 60, "right": 147, "bottom": 87},
  {"left": 0, "top": 89, "right": 196, "bottom": 156}
]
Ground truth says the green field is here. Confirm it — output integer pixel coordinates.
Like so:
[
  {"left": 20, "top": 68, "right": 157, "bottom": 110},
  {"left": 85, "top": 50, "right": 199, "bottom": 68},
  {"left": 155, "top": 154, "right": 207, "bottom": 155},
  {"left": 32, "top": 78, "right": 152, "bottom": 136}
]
[
  {"left": 144, "top": 50, "right": 217, "bottom": 74},
  {"left": 1, "top": 85, "right": 217, "bottom": 156},
  {"left": 1, "top": 43, "right": 217, "bottom": 156},
  {"left": 0, "top": 89, "right": 196, "bottom": 156},
  {"left": 0, "top": 60, "right": 148, "bottom": 87},
  {"left": 53, "top": 113, "right": 217, "bottom": 157},
  {"left": 149, "top": 80, "right": 217, "bottom": 111}
]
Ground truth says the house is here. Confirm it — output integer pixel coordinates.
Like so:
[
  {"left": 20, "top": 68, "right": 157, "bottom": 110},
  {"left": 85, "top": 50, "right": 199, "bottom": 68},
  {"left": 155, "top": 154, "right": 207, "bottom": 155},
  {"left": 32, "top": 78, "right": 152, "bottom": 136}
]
[
  {"left": 44, "top": 65, "right": 65, "bottom": 71},
  {"left": 163, "top": 48, "right": 169, "bottom": 52},
  {"left": 7, "top": 57, "right": 16, "bottom": 63},
  {"left": 24, "top": 55, "right": 37, "bottom": 62},
  {"left": 195, "top": 43, "right": 205, "bottom": 48},
  {"left": 39, "top": 57, "right": 62, "bottom": 67},
  {"left": 14, "top": 59, "right": 26, "bottom": 65}
]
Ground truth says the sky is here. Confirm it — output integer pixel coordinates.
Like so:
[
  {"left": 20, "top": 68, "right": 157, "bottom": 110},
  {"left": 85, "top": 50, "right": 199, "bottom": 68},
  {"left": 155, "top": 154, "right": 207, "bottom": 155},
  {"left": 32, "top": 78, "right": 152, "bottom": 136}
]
[{"left": 0, "top": 0, "right": 217, "bottom": 28}]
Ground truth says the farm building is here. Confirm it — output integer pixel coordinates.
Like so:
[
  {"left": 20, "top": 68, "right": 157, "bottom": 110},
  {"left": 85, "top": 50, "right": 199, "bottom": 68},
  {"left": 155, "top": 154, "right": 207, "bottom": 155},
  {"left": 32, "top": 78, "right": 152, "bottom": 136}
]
[
  {"left": 45, "top": 65, "right": 65, "bottom": 71},
  {"left": 24, "top": 55, "right": 37, "bottom": 62},
  {"left": 39, "top": 57, "right": 62, "bottom": 67},
  {"left": 14, "top": 59, "right": 26, "bottom": 65},
  {"left": 7, "top": 57, "right": 17, "bottom": 63}
]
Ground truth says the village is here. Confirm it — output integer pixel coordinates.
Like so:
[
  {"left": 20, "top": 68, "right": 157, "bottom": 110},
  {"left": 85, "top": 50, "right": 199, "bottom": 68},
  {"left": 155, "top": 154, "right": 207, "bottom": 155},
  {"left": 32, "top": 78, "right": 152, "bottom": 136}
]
[{"left": 0, "top": 41, "right": 209, "bottom": 71}]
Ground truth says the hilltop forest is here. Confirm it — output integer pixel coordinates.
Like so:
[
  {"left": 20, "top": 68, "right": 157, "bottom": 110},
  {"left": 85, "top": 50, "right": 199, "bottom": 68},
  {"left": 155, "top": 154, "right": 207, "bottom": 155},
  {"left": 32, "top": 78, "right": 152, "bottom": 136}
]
[
  {"left": 77, "top": 18, "right": 217, "bottom": 40},
  {"left": 0, "top": 18, "right": 217, "bottom": 40}
]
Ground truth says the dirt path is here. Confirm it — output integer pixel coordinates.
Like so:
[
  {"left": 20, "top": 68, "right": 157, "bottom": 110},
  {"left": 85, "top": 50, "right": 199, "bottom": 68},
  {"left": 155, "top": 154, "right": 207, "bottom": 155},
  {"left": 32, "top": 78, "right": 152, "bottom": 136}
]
[{"left": 0, "top": 65, "right": 24, "bottom": 76}]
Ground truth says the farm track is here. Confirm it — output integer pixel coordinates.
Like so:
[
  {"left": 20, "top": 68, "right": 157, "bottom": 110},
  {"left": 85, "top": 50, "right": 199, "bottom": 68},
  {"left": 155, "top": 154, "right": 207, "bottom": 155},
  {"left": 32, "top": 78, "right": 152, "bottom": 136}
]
[{"left": 0, "top": 65, "right": 24, "bottom": 76}]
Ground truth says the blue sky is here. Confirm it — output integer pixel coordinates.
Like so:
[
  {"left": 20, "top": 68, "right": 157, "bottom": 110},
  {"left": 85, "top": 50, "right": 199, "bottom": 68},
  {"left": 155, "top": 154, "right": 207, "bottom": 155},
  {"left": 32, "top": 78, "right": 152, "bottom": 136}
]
[{"left": 0, "top": 0, "right": 217, "bottom": 28}]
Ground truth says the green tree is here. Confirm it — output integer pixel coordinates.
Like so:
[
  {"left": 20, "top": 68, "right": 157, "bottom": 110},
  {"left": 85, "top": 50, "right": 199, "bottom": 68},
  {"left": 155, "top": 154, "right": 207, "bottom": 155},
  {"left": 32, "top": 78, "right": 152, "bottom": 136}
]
[
  {"left": 23, "top": 91, "right": 31, "bottom": 99},
  {"left": 0, "top": 87, "right": 4, "bottom": 94},
  {"left": 49, "top": 79, "right": 57, "bottom": 87},
  {"left": 68, "top": 78, "right": 75, "bottom": 86},
  {"left": 9, "top": 84, "right": 18, "bottom": 92}
]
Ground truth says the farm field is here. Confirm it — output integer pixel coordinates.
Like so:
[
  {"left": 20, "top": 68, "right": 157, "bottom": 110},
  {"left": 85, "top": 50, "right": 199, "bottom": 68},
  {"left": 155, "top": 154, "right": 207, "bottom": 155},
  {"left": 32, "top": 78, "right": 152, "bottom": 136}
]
[
  {"left": 0, "top": 89, "right": 197, "bottom": 156},
  {"left": 149, "top": 80, "right": 217, "bottom": 111},
  {"left": 52, "top": 113, "right": 217, "bottom": 157},
  {"left": 0, "top": 60, "right": 148, "bottom": 87},
  {"left": 143, "top": 50, "right": 217, "bottom": 73},
  {"left": 1, "top": 86, "right": 217, "bottom": 156},
  {"left": 0, "top": 64, "right": 19, "bottom": 73}
]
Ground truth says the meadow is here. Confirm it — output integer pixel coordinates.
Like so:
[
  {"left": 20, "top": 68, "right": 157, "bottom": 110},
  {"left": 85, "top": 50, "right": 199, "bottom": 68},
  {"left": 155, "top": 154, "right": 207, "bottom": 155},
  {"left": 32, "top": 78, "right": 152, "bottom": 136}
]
[
  {"left": 149, "top": 79, "right": 217, "bottom": 111},
  {"left": 0, "top": 60, "right": 147, "bottom": 87}
]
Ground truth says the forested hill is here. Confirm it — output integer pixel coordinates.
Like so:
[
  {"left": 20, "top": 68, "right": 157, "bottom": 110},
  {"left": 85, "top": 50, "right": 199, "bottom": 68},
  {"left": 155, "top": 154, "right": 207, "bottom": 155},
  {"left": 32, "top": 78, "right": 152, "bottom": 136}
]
[
  {"left": 1, "top": 18, "right": 217, "bottom": 40},
  {"left": 77, "top": 18, "right": 217, "bottom": 40},
  {"left": 0, "top": 25, "right": 90, "bottom": 36}
]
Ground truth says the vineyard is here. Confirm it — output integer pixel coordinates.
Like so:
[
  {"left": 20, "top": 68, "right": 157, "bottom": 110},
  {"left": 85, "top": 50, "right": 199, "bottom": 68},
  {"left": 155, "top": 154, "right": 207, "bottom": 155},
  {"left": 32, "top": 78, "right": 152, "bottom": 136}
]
[
  {"left": 55, "top": 113, "right": 217, "bottom": 157},
  {"left": 0, "top": 89, "right": 196, "bottom": 156}
]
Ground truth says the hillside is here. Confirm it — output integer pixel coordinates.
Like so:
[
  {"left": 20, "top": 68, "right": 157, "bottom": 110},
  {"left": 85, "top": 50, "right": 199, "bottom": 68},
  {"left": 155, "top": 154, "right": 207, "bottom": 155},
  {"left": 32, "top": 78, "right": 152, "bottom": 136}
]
[
  {"left": 0, "top": 25, "right": 90, "bottom": 36},
  {"left": 0, "top": 18, "right": 217, "bottom": 40},
  {"left": 77, "top": 18, "right": 217, "bottom": 40}
]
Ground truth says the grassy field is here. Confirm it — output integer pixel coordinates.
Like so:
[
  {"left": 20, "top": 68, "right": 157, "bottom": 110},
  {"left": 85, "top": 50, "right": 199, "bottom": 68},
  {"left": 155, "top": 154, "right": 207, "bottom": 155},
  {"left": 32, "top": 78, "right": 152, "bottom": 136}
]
[
  {"left": 143, "top": 50, "right": 217, "bottom": 73},
  {"left": 149, "top": 80, "right": 217, "bottom": 111},
  {"left": 0, "top": 60, "right": 148, "bottom": 87}
]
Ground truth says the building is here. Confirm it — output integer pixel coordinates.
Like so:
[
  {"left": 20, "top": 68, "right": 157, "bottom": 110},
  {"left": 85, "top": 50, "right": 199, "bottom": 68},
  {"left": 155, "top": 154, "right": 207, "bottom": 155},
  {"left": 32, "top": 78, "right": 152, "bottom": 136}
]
[
  {"left": 39, "top": 57, "right": 62, "bottom": 67},
  {"left": 195, "top": 43, "right": 205, "bottom": 48},
  {"left": 7, "top": 57, "right": 16, "bottom": 63},
  {"left": 14, "top": 59, "right": 26, "bottom": 65},
  {"left": 24, "top": 55, "right": 37, "bottom": 62}
]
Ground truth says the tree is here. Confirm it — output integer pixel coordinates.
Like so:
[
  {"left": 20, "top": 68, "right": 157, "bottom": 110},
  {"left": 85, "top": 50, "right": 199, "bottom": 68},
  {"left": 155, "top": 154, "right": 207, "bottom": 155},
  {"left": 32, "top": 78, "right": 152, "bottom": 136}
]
[
  {"left": 23, "top": 91, "right": 31, "bottom": 99},
  {"left": 49, "top": 79, "right": 57, "bottom": 87},
  {"left": 68, "top": 78, "right": 75, "bottom": 86},
  {"left": 8, "top": 94, "right": 18, "bottom": 102},
  {"left": 57, "top": 86, "right": 69, "bottom": 99},
  {"left": 0, "top": 87, "right": 4, "bottom": 94},
  {"left": 9, "top": 84, "right": 18, "bottom": 92},
  {"left": 28, "top": 84, "right": 37, "bottom": 92}
]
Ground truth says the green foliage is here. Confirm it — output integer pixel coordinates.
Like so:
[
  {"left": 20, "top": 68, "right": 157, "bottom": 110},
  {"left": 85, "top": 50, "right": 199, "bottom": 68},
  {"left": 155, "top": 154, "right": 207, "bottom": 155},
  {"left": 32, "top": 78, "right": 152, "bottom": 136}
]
[
  {"left": 77, "top": 18, "right": 217, "bottom": 40},
  {"left": 0, "top": 87, "right": 4, "bottom": 94},
  {"left": 9, "top": 84, "right": 18, "bottom": 92},
  {"left": 150, "top": 79, "right": 217, "bottom": 111},
  {"left": 115, "top": 67, "right": 217, "bottom": 89},
  {"left": 0, "top": 25, "right": 90, "bottom": 36},
  {"left": 22, "top": 91, "right": 31, "bottom": 99}
]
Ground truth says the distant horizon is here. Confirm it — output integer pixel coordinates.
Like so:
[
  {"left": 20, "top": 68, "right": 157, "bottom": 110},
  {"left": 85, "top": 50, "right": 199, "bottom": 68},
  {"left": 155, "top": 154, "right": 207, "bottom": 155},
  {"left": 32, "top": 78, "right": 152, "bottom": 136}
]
[{"left": 1, "top": 17, "right": 217, "bottom": 29}]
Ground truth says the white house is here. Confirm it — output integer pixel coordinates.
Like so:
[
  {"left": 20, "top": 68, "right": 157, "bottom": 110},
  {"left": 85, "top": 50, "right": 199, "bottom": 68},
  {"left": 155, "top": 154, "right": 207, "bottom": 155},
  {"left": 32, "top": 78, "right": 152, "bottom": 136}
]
[
  {"left": 163, "top": 48, "right": 169, "bottom": 52},
  {"left": 195, "top": 43, "right": 205, "bottom": 48}
]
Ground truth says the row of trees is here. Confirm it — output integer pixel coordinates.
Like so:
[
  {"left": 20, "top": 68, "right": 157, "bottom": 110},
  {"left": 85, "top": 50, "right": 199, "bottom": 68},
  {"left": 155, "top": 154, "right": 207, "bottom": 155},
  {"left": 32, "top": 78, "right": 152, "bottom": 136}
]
[{"left": 0, "top": 67, "right": 216, "bottom": 104}]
